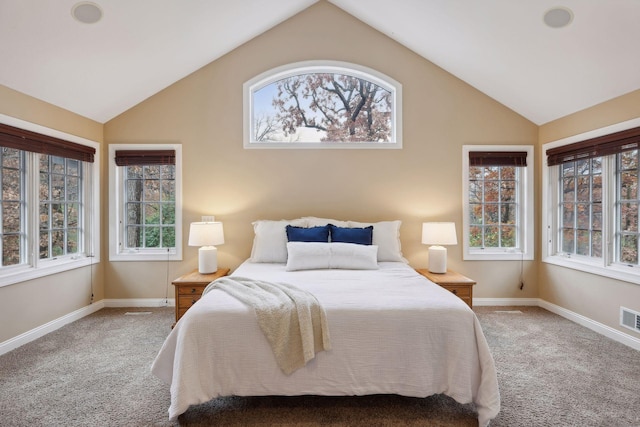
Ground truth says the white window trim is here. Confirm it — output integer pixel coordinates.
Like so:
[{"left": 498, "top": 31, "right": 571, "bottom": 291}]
[
  {"left": 243, "top": 60, "right": 403, "bottom": 149},
  {"left": 542, "top": 117, "right": 640, "bottom": 285},
  {"left": 0, "top": 114, "right": 100, "bottom": 288},
  {"left": 108, "top": 144, "right": 183, "bottom": 261},
  {"left": 462, "top": 145, "right": 534, "bottom": 261}
]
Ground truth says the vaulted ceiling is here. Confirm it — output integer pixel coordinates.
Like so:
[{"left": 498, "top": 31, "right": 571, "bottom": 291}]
[{"left": 1, "top": 0, "right": 639, "bottom": 125}]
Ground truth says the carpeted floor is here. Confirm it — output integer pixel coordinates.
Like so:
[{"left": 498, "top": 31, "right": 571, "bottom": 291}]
[{"left": 0, "top": 306, "right": 638, "bottom": 426}]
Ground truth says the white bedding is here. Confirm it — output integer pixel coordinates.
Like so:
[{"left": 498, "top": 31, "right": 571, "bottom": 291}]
[{"left": 151, "top": 261, "right": 500, "bottom": 426}]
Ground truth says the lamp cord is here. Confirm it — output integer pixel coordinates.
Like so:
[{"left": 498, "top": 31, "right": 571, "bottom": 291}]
[{"left": 519, "top": 251, "right": 525, "bottom": 290}]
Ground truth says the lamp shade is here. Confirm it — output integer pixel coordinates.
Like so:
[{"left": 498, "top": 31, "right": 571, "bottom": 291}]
[
  {"left": 188, "top": 222, "right": 224, "bottom": 247},
  {"left": 422, "top": 222, "right": 457, "bottom": 246}
]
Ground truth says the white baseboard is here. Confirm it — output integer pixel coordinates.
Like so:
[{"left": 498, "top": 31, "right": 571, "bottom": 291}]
[
  {"left": 474, "top": 297, "right": 540, "bottom": 306},
  {"left": 475, "top": 297, "right": 640, "bottom": 351},
  {"left": 538, "top": 300, "right": 640, "bottom": 352},
  {"left": 0, "top": 300, "right": 105, "bottom": 356},
  {"left": 0, "top": 298, "right": 175, "bottom": 356},
  {"left": 102, "top": 298, "right": 175, "bottom": 307}
]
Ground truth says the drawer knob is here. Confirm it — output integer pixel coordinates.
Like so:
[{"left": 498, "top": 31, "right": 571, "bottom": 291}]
[
  {"left": 191, "top": 288, "right": 197, "bottom": 294},
  {"left": 451, "top": 289, "right": 457, "bottom": 295}
]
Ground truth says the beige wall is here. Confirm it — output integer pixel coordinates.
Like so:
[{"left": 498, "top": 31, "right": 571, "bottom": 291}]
[
  {"left": 0, "top": 84, "right": 104, "bottom": 343},
  {"left": 2, "top": 1, "right": 638, "bottom": 348},
  {"left": 7, "top": 1, "right": 639, "bottom": 349},
  {"left": 104, "top": 2, "right": 538, "bottom": 300},
  {"left": 538, "top": 89, "right": 640, "bottom": 337}
]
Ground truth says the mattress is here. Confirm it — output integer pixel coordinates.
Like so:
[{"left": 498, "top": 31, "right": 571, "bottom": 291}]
[{"left": 151, "top": 261, "right": 500, "bottom": 425}]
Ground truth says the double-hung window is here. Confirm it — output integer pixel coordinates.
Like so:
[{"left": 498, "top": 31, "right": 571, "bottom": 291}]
[
  {"left": 0, "top": 119, "right": 99, "bottom": 287},
  {"left": 109, "top": 145, "right": 182, "bottom": 261},
  {"left": 543, "top": 120, "right": 640, "bottom": 284},
  {"left": 462, "top": 145, "right": 534, "bottom": 260}
]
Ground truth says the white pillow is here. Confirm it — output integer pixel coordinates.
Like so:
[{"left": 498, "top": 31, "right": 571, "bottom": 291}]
[
  {"left": 302, "top": 216, "right": 350, "bottom": 227},
  {"left": 329, "top": 242, "right": 379, "bottom": 270},
  {"left": 286, "top": 242, "right": 379, "bottom": 271},
  {"left": 250, "top": 219, "right": 308, "bottom": 263},
  {"left": 348, "top": 220, "right": 406, "bottom": 262}
]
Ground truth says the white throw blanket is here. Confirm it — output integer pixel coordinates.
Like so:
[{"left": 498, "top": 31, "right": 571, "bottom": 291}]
[{"left": 203, "top": 276, "right": 331, "bottom": 375}]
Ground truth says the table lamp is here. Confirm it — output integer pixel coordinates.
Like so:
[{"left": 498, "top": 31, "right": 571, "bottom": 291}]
[
  {"left": 188, "top": 221, "right": 224, "bottom": 274},
  {"left": 422, "top": 222, "right": 457, "bottom": 274}
]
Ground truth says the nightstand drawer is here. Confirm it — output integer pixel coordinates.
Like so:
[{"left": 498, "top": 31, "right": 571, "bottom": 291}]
[
  {"left": 440, "top": 284, "right": 471, "bottom": 298},
  {"left": 177, "top": 285, "right": 206, "bottom": 295},
  {"left": 178, "top": 294, "right": 202, "bottom": 308}
]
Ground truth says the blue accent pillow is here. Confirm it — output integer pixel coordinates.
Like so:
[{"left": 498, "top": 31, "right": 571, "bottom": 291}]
[
  {"left": 329, "top": 224, "right": 374, "bottom": 245},
  {"left": 285, "top": 225, "right": 330, "bottom": 242}
]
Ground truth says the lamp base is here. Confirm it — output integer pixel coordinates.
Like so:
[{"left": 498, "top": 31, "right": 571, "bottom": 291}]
[
  {"left": 198, "top": 246, "right": 218, "bottom": 274},
  {"left": 428, "top": 245, "right": 447, "bottom": 274}
]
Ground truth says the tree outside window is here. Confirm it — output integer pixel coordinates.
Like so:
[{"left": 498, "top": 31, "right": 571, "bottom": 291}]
[
  {"left": 255, "top": 73, "right": 392, "bottom": 143},
  {"left": 245, "top": 61, "right": 402, "bottom": 148},
  {"left": 124, "top": 164, "right": 175, "bottom": 250},
  {"left": 1, "top": 147, "right": 24, "bottom": 266},
  {"left": 39, "top": 155, "right": 82, "bottom": 259},
  {"left": 618, "top": 149, "right": 640, "bottom": 264},
  {"left": 469, "top": 165, "right": 518, "bottom": 249},
  {"left": 559, "top": 158, "right": 602, "bottom": 258}
]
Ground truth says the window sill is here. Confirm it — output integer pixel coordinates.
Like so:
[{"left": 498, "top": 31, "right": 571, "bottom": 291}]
[
  {"left": 0, "top": 256, "right": 99, "bottom": 288},
  {"left": 543, "top": 255, "right": 640, "bottom": 285},
  {"left": 109, "top": 250, "right": 182, "bottom": 262},
  {"left": 464, "top": 250, "right": 533, "bottom": 261}
]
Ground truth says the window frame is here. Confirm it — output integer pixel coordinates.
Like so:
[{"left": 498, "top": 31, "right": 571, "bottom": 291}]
[
  {"left": 243, "top": 60, "right": 403, "bottom": 149},
  {"left": 38, "top": 154, "right": 85, "bottom": 260},
  {"left": 462, "top": 145, "right": 534, "bottom": 261},
  {"left": 108, "top": 144, "right": 182, "bottom": 261},
  {"left": 542, "top": 117, "right": 640, "bottom": 284},
  {"left": 0, "top": 114, "right": 100, "bottom": 288}
]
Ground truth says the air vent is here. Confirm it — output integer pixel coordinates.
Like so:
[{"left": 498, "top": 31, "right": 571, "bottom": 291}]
[{"left": 620, "top": 307, "right": 640, "bottom": 333}]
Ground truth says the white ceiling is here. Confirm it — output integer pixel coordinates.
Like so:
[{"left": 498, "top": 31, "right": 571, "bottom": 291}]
[{"left": 1, "top": 0, "right": 639, "bottom": 125}]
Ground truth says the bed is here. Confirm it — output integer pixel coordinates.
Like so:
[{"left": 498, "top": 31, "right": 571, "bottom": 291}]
[{"left": 151, "top": 218, "right": 500, "bottom": 426}]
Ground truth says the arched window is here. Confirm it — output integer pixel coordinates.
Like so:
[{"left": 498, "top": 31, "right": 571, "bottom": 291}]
[{"left": 244, "top": 61, "right": 402, "bottom": 149}]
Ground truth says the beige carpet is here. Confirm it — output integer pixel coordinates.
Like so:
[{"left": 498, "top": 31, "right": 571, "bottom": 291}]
[{"left": 0, "top": 306, "right": 638, "bottom": 426}]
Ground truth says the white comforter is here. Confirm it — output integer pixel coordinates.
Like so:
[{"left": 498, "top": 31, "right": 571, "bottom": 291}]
[{"left": 151, "top": 262, "right": 500, "bottom": 426}]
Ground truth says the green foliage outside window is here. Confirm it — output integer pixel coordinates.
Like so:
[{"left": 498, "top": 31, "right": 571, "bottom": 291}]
[{"left": 124, "top": 165, "right": 176, "bottom": 249}]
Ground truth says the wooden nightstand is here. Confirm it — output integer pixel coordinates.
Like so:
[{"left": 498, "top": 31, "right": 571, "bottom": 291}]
[
  {"left": 416, "top": 269, "right": 476, "bottom": 309},
  {"left": 172, "top": 268, "right": 230, "bottom": 326}
]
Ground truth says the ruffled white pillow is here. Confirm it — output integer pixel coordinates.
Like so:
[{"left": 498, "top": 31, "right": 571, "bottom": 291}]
[{"left": 302, "top": 216, "right": 350, "bottom": 227}]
